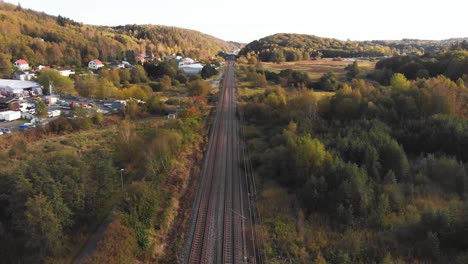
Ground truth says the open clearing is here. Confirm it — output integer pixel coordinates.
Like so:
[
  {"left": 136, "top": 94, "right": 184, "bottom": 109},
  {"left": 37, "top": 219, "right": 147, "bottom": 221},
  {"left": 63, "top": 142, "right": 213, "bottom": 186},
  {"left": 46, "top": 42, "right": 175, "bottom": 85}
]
[{"left": 260, "top": 59, "right": 376, "bottom": 81}]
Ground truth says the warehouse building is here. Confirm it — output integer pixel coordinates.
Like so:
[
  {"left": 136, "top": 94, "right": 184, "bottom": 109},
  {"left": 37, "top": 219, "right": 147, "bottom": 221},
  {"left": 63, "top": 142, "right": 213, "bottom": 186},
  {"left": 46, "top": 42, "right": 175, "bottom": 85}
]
[{"left": 0, "top": 79, "right": 42, "bottom": 97}]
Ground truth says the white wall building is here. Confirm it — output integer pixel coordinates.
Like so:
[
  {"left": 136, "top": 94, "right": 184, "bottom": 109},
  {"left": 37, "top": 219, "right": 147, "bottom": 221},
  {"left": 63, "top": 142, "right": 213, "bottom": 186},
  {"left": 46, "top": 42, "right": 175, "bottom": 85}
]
[
  {"left": 13, "top": 70, "right": 36, "bottom": 81},
  {"left": 0, "top": 79, "right": 42, "bottom": 97},
  {"left": 56, "top": 67, "right": 75, "bottom": 77},
  {"left": 179, "top": 63, "right": 204, "bottom": 75},
  {"left": 88, "top": 59, "right": 104, "bottom": 70},
  {"left": 13, "top": 59, "right": 29, "bottom": 70}
]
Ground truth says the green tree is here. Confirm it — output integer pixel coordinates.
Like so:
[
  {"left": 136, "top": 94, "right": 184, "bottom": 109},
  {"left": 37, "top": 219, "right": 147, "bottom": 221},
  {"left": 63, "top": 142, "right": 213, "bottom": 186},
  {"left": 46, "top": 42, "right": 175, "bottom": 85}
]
[
  {"left": 95, "top": 80, "right": 117, "bottom": 99},
  {"left": 36, "top": 69, "right": 75, "bottom": 95},
  {"left": 35, "top": 100, "right": 48, "bottom": 118},
  {"left": 119, "top": 69, "right": 131, "bottom": 85},
  {"left": 390, "top": 73, "right": 411, "bottom": 89},
  {"left": 293, "top": 134, "right": 329, "bottom": 182},
  {"left": 145, "top": 95, "right": 166, "bottom": 114},
  {"left": 130, "top": 65, "right": 149, "bottom": 84},
  {"left": 159, "top": 75, "right": 172, "bottom": 91},
  {"left": 201, "top": 64, "right": 218, "bottom": 79},
  {"left": 319, "top": 72, "right": 342, "bottom": 91},
  {"left": 346, "top": 61, "right": 360, "bottom": 79},
  {"left": 187, "top": 79, "right": 211, "bottom": 96},
  {"left": 123, "top": 182, "right": 160, "bottom": 249},
  {"left": 22, "top": 194, "right": 65, "bottom": 258}
]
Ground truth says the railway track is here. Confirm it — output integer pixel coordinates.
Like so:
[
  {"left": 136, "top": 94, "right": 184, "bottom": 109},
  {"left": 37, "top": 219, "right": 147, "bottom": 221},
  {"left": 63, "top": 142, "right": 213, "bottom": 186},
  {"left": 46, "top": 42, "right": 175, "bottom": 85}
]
[{"left": 183, "top": 61, "right": 258, "bottom": 263}]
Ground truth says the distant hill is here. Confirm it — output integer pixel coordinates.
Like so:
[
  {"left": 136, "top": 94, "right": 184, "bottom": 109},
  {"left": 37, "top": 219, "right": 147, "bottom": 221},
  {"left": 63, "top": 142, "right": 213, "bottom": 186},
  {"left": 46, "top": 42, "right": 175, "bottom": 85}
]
[
  {"left": 240, "top": 33, "right": 467, "bottom": 62},
  {"left": 240, "top": 33, "right": 396, "bottom": 62},
  {"left": 0, "top": 2, "right": 241, "bottom": 70}
]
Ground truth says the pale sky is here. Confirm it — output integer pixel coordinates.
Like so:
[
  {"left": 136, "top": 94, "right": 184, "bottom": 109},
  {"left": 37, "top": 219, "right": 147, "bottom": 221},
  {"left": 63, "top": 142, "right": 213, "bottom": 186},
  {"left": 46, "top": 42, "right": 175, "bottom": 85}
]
[{"left": 6, "top": 0, "right": 468, "bottom": 43}]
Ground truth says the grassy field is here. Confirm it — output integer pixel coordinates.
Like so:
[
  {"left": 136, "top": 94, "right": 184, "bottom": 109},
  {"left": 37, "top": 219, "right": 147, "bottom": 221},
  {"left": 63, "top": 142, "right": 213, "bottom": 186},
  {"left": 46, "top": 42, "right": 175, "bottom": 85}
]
[{"left": 260, "top": 59, "right": 376, "bottom": 81}]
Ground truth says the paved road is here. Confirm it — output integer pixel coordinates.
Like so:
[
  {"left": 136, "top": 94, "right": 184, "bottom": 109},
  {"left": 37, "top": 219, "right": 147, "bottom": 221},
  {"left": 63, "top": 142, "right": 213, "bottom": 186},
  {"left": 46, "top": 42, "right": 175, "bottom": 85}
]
[{"left": 182, "top": 61, "right": 257, "bottom": 263}]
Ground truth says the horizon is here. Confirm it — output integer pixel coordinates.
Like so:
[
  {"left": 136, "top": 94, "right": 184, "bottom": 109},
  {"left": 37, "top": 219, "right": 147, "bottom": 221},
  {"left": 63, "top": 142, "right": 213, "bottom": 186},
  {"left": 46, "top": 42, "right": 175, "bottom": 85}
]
[{"left": 4, "top": 0, "right": 468, "bottom": 43}]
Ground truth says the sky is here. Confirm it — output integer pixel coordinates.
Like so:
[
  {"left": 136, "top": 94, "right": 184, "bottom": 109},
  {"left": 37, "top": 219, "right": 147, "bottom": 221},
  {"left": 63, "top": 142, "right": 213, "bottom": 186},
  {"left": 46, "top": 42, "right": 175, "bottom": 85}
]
[{"left": 5, "top": 0, "right": 468, "bottom": 43}]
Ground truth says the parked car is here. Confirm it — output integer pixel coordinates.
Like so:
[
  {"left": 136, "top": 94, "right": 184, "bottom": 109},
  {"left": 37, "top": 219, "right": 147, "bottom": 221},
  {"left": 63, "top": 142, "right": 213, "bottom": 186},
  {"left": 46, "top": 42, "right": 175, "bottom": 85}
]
[{"left": 1, "top": 128, "right": 11, "bottom": 134}]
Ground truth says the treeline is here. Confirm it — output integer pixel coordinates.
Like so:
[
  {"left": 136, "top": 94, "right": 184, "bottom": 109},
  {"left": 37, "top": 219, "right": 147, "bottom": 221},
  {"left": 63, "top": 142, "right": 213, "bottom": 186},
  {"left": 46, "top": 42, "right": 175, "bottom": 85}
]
[
  {"left": 371, "top": 38, "right": 468, "bottom": 56},
  {"left": 240, "top": 33, "right": 468, "bottom": 63},
  {"left": 0, "top": 2, "right": 238, "bottom": 74},
  {"left": 239, "top": 64, "right": 355, "bottom": 91},
  {"left": 112, "top": 24, "right": 241, "bottom": 60},
  {"left": 240, "top": 69, "right": 468, "bottom": 262},
  {"left": 370, "top": 50, "right": 468, "bottom": 84},
  {"left": 33, "top": 58, "right": 216, "bottom": 100},
  {"left": 240, "top": 33, "right": 396, "bottom": 62}
]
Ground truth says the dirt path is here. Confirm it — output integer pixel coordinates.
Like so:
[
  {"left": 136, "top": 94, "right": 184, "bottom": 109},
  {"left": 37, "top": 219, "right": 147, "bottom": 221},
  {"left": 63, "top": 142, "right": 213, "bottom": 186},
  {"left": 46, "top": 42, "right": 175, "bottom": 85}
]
[{"left": 73, "top": 210, "right": 117, "bottom": 264}]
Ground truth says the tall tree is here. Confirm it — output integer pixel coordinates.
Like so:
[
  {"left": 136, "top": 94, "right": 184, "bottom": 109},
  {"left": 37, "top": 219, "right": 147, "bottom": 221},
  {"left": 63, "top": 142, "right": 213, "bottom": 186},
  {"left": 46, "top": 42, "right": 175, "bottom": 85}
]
[
  {"left": 36, "top": 70, "right": 75, "bottom": 95},
  {"left": 22, "top": 194, "right": 65, "bottom": 258},
  {"left": 346, "top": 60, "right": 360, "bottom": 79}
]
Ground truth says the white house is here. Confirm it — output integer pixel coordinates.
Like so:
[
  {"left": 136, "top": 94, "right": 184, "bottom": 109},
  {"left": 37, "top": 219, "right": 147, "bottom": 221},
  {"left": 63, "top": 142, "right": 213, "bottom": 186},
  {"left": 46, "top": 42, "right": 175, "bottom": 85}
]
[
  {"left": 56, "top": 67, "right": 75, "bottom": 77},
  {"left": 13, "top": 59, "right": 29, "bottom": 70},
  {"left": 88, "top": 59, "right": 104, "bottom": 70},
  {"left": 13, "top": 70, "right": 36, "bottom": 81}
]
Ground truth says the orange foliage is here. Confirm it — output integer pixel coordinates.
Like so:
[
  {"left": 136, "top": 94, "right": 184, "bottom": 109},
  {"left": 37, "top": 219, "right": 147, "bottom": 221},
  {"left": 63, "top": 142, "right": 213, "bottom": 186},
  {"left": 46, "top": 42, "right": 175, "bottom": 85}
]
[{"left": 83, "top": 220, "right": 137, "bottom": 264}]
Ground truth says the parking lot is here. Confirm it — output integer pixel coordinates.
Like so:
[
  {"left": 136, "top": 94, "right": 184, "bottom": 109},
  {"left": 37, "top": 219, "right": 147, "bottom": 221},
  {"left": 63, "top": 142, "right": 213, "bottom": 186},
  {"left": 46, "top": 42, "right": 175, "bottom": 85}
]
[{"left": 0, "top": 94, "right": 124, "bottom": 134}]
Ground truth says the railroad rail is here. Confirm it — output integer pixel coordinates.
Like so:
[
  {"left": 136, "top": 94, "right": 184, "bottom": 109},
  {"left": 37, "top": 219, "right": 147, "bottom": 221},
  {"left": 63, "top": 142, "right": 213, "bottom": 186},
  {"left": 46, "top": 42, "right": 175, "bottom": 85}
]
[{"left": 182, "top": 61, "right": 260, "bottom": 263}]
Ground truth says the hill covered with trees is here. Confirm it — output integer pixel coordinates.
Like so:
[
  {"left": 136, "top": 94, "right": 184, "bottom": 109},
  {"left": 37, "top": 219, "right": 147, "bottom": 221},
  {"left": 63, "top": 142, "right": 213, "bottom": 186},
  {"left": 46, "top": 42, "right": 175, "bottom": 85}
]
[
  {"left": 240, "top": 33, "right": 396, "bottom": 62},
  {"left": 240, "top": 33, "right": 466, "bottom": 63},
  {"left": 0, "top": 2, "right": 240, "bottom": 69}
]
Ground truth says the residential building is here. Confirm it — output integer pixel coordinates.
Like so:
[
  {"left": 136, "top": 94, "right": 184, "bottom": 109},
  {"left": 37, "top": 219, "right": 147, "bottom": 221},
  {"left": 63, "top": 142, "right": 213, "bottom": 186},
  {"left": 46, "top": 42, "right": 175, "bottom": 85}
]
[
  {"left": 56, "top": 67, "right": 75, "bottom": 77},
  {"left": 137, "top": 54, "right": 146, "bottom": 64},
  {"left": 13, "top": 70, "right": 36, "bottom": 81},
  {"left": 13, "top": 59, "right": 29, "bottom": 70},
  {"left": 88, "top": 59, "right": 104, "bottom": 70}
]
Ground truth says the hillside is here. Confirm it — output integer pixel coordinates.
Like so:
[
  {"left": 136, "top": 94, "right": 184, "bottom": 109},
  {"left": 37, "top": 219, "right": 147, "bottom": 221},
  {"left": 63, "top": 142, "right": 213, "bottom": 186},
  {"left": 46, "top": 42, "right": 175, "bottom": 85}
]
[
  {"left": 241, "top": 33, "right": 466, "bottom": 62},
  {"left": 240, "top": 33, "right": 396, "bottom": 62},
  {"left": 0, "top": 2, "right": 240, "bottom": 70}
]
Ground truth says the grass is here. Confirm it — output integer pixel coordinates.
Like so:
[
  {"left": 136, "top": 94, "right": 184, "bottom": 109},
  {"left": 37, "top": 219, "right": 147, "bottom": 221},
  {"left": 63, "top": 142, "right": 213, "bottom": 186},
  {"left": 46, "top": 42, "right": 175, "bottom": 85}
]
[
  {"left": 260, "top": 59, "right": 376, "bottom": 82},
  {"left": 239, "top": 87, "right": 265, "bottom": 98}
]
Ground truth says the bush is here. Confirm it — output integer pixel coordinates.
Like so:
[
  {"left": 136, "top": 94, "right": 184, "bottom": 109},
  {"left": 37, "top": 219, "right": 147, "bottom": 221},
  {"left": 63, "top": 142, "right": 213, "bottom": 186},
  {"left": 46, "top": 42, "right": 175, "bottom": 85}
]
[{"left": 187, "top": 79, "right": 211, "bottom": 96}]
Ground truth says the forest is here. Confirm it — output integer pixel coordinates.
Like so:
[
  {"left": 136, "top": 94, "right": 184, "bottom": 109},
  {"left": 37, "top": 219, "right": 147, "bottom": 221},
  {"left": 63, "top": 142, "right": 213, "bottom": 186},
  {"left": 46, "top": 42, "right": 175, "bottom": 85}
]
[
  {"left": 240, "top": 33, "right": 467, "bottom": 63},
  {"left": 237, "top": 49, "right": 468, "bottom": 263},
  {"left": 0, "top": 2, "right": 239, "bottom": 72},
  {"left": 370, "top": 50, "right": 468, "bottom": 84}
]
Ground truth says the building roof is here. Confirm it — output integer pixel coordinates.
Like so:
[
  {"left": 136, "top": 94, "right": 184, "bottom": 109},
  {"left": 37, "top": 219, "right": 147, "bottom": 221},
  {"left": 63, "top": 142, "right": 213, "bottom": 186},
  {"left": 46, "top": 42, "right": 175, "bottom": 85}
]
[
  {"left": 179, "top": 63, "right": 204, "bottom": 69},
  {"left": 92, "top": 59, "right": 103, "bottom": 65},
  {"left": 0, "top": 79, "right": 41, "bottom": 90},
  {"left": 15, "top": 59, "right": 28, "bottom": 65}
]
